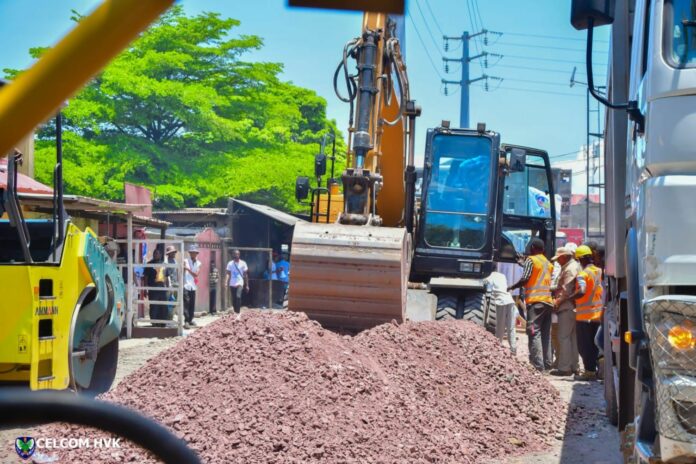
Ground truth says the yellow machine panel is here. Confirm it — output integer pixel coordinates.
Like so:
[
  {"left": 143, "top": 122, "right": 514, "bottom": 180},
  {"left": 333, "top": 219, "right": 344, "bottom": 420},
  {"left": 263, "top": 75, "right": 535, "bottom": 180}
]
[{"left": 0, "top": 223, "right": 94, "bottom": 390}]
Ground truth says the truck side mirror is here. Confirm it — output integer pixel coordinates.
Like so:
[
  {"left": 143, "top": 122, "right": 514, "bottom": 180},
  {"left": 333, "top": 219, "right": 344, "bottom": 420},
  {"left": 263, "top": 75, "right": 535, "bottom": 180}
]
[
  {"left": 571, "top": 0, "right": 615, "bottom": 31},
  {"left": 295, "top": 177, "right": 310, "bottom": 201},
  {"left": 509, "top": 148, "right": 526, "bottom": 172},
  {"left": 571, "top": 0, "right": 628, "bottom": 112}
]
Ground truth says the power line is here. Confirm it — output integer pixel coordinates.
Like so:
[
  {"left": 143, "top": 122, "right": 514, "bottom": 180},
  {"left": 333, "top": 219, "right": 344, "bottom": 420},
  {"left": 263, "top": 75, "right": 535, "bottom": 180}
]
[
  {"left": 549, "top": 150, "right": 581, "bottom": 159},
  {"left": 503, "top": 31, "right": 608, "bottom": 44},
  {"left": 407, "top": 13, "right": 444, "bottom": 79},
  {"left": 470, "top": 0, "right": 484, "bottom": 39},
  {"left": 502, "top": 77, "right": 576, "bottom": 88},
  {"left": 494, "top": 41, "right": 608, "bottom": 54},
  {"left": 473, "top": 83, "right": 585, "bottom": 98},
  {"left": 413, "top": 0, "right": 443, "bottom": 53},
  {"left": 572, "top": 166, "right": 604, "bottom": 176},
  {"left": 495, "top": 63, "right": 606, "bottom": 79},
  {"left": 503, "top": 54, "right": 607, "bottom": 66},
  {"left": 422, "top": 0, "right": 444, "bottom": 37},
  {"left": 464, "top": 0, "right": 484, "bottom": 73}
]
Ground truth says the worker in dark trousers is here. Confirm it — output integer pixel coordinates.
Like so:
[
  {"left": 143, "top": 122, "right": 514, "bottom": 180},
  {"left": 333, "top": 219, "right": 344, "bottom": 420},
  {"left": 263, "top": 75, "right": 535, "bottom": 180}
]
[
  {"left": 144, "top": 247, "right": 167, "bottom": 327},
  {"left": 225, "top": 249, "right": 249, "bottom": 314},
  {"left": 509, "top": 238, "right": 554, "bottom": 371},
  {"left": 573, "top": 245, "right": 604, "bottom": 381},
  {"left": 183, "top": 244, "right": 201, "bottom": 329},
  {"left": 209, "top": 262, "right": 219, "bottom": 315}
]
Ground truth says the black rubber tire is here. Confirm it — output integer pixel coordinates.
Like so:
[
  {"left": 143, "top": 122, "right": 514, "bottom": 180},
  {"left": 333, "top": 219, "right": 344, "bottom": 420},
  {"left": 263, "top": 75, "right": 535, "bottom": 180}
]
[
  {"left": 436, "top": 294, "right": 458, "bottom": 321},
  {"left": 460, "top": 291, "right": 486, "bottom": 325},
  {"left": 83, "top": 337, "right": 119, "bottom": 397},
  {"left": 603, "top": 310, "right": 619, "bottom": 426}
]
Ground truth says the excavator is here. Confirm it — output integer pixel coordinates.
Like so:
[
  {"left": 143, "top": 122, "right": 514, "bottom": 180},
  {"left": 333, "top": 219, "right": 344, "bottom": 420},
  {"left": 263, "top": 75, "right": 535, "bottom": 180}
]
[{"left": 289, "top": 11, "right": 558, "bottom": 331}]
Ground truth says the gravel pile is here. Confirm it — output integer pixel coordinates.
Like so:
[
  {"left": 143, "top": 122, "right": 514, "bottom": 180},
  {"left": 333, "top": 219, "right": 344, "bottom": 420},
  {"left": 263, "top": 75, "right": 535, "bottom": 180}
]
[{"left": 42, "top": 311, "right": 564, "bottom": 463}]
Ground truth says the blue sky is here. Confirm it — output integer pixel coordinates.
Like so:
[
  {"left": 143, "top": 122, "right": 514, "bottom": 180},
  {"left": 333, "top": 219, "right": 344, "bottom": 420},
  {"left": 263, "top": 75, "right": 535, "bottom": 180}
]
[{"left": 0, "top": 0, "right": 609, "bottom": 185}]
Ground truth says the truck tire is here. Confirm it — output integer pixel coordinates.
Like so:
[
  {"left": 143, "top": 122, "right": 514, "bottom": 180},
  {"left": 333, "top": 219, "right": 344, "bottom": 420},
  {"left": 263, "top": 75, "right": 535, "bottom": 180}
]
[
  {"left": 436, "top": 294, "right": 458, "bottom": 321},
  {"left": 460, "top": 291, "right": 494, "bottom": 330},
  {"left": 603, "top": 309, "right": 619, "bottom": 426}
]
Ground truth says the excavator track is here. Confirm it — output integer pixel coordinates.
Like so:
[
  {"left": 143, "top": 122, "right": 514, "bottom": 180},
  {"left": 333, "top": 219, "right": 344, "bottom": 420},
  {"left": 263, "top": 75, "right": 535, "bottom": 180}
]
[{"left": 288, "top": 222, "right": 410, "bottom": 331}]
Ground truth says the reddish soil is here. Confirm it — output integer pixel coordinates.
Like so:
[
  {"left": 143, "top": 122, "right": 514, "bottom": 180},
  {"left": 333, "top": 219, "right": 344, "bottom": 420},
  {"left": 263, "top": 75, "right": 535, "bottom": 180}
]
[{"left": 39, "top": 311, "right": 564, "bottom": 463}]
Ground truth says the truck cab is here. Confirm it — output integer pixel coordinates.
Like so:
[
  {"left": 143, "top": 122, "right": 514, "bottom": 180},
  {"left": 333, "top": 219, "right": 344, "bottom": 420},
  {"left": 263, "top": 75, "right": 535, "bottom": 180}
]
[{"left": 573, "top": 1, "right": 696, "bottom": 462}]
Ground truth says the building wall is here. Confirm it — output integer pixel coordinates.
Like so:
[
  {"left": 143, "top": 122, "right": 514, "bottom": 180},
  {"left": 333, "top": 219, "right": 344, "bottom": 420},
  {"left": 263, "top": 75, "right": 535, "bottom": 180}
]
[{"left": 186, "top": 228, "right": 222, "bottom": 313}]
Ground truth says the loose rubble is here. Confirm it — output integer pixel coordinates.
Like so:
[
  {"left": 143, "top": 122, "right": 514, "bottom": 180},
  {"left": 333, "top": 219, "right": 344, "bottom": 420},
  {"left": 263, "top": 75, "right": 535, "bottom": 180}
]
[{"left": 41, "top": 311, "right": 564, "bottom": 463}]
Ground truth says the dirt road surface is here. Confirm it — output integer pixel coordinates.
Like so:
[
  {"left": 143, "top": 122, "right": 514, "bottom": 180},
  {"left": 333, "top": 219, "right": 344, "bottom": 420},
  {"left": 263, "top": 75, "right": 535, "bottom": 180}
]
[
  {"left": 0, "top": 312, "right": 623, "bottom": 463},
  {"left": 497, "top": 333, "right": 623, "bottom": 464}
]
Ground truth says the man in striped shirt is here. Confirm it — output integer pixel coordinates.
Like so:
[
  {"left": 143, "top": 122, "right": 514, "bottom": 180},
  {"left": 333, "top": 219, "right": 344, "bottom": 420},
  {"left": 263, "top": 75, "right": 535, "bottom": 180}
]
[{"left": 509, "top": 238, "right": 554, "bottom": 371}]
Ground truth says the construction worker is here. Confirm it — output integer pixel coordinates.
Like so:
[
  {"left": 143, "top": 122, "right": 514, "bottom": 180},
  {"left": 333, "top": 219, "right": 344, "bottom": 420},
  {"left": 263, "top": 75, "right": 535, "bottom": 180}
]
[
  {"left": 509, "top": 238, "right": 554, "bottom": 371},
  {"left": 486, "top": 262, "right": 517, "bottom": 355},
  {"left": 549, "top": 247, "right": 582, "bottom": 376},
  {"left": 573, "top": 245, "right": 604, "bottom": 381}
]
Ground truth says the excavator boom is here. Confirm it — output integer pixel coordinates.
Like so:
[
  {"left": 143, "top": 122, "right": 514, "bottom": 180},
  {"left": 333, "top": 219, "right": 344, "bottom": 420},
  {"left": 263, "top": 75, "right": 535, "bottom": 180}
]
[{"left": 289, "top": 12, "right": 418, "bottom": 330}]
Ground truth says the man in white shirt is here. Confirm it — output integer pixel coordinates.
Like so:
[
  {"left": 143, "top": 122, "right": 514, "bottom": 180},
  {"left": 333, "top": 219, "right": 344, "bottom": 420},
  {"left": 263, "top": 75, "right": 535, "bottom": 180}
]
[
  {"left": 183, "top": 244, "right": 202, "bottom": 328},
  {"left": 226, "top": 249, "right": 249, "bottom": 314},
  {"left": 486, "top": 263, "right": 517, "bottom": 354}
]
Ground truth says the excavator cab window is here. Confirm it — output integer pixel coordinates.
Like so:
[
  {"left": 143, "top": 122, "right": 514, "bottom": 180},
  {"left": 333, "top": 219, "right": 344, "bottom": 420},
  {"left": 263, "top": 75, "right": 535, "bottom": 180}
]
[
  {"left": 502, "top": 152, "right": 553, "bottom": 219},
  {"left": 422, "top": 133, "right": 495, "bottom": 251}
]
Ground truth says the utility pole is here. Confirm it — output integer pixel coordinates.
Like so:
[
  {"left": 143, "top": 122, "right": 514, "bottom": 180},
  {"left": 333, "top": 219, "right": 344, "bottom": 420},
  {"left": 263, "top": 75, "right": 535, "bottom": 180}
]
[{"left": 442, "top": 31, "right": 501, "bottom": 129}]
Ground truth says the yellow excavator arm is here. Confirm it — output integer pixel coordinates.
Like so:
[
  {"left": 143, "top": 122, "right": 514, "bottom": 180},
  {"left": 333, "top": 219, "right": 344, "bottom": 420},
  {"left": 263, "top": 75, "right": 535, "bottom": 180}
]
[
  {"left": 289, "top": 12, "right": 420, "bottom": 330},
  {"left": 337, "top": 12, "right": 419, "bottom": 228}
]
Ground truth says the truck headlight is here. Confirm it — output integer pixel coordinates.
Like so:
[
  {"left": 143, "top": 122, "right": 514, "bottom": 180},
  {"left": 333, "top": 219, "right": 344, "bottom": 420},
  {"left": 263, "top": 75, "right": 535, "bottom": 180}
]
[{"left": 668, "top": 321, "right": 696, "bottom": 351}]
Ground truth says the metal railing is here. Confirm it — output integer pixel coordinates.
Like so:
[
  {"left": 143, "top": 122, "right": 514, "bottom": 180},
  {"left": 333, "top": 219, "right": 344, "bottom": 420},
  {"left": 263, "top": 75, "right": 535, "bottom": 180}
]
[{"left": 115, "top": 239, "right": 185, "bottom": 337}]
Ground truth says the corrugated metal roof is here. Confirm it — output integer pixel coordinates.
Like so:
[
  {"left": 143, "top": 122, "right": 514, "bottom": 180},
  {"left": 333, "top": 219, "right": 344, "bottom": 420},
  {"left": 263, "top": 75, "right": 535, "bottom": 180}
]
[
  {"left": 154, "top": 208, "right": 228, "bottom": 216},
  {"left": 17, "top": 193, "right": 169, "bottom": 228},
  {"left": 230, "top": 199, "right": 304, "bottom": 227},
  {"left": 19, "top": 193, "right": 151, "bottom": 213}
]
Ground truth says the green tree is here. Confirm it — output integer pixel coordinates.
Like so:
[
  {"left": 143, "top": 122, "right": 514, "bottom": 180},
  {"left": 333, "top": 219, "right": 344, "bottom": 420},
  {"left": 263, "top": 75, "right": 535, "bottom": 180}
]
[{"left": 7, "top": 6, "right": 344, "bottom": 211}]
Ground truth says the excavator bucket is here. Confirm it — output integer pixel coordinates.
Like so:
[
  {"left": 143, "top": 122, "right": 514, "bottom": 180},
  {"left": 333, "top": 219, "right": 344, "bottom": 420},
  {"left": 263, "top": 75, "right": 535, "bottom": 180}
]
[{"left": 289, "top": 222, "right": 410, "bottom": 331}]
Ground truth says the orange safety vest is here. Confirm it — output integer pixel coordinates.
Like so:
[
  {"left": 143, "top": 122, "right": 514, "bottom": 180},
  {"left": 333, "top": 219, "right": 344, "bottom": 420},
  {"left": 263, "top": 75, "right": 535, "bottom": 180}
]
[
  {"left": 524, "top": 254, "right": 553, "bottom": 305},
  {"left": 575, "top": 264, "right": 603, "bottom": 322}
]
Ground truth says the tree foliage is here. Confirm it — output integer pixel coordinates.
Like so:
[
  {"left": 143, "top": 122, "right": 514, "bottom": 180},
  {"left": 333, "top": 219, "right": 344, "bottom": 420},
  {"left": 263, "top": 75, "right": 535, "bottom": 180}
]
[{"left": 8, "top": 7, "right": 344, "bottom": 211}]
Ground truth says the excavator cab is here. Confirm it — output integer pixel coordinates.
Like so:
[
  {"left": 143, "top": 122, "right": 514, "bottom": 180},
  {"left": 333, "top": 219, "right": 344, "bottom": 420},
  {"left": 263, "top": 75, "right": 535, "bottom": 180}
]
[
  {"left": 413, "top": 124, "right": 556, "bottom": 325},
  {"left": 413, "top": 129, "right": 556, "bottom": 280},
  {"left": 411, "top": 125, "right": 501, "bottom": 281}
]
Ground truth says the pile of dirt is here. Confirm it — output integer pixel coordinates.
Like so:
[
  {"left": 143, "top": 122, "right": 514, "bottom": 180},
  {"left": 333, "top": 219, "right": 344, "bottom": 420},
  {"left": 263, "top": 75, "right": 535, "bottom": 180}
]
[{"left": 42, "top": 311, "right": 564, "bottom": 463}]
